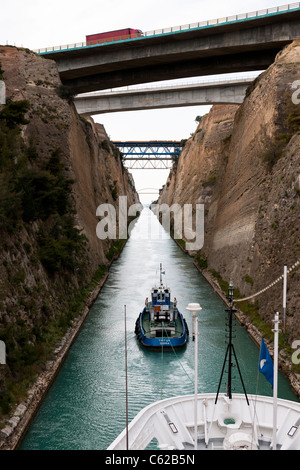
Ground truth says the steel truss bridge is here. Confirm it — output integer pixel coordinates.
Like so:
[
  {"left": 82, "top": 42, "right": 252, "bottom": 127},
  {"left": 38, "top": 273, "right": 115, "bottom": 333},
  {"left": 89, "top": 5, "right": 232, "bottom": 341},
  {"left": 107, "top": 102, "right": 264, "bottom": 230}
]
[{"left": 112, "top": 141, "right": 182, "bottom": 169}]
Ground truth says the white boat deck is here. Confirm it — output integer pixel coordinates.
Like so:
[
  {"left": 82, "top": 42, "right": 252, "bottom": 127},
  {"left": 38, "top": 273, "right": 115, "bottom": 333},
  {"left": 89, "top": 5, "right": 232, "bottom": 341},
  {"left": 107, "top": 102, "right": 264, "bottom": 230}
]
[{"left": 108, "top": 393, "right": 300, "bottom": 451}]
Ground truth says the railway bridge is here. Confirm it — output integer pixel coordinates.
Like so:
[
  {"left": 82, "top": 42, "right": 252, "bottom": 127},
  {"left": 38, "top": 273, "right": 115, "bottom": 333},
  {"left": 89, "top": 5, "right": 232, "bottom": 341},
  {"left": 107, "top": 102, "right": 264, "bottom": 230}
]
[{"left": 112, "top": 141, "right": 182, "bottom": 169}]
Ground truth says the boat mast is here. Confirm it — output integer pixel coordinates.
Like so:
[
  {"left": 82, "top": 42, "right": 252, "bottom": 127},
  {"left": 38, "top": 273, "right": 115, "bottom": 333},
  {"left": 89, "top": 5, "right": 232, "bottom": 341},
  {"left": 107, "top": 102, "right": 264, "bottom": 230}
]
[
  {"left": 160, "top": 263, "right": 163, "bottom": 286},
  {"left": 215, "top": 281, "right": 249, "bottom": 405}
]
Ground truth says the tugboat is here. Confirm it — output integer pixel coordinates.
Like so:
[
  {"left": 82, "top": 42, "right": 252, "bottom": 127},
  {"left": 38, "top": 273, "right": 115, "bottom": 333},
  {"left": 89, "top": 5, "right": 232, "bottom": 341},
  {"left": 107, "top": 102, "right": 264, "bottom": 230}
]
[{"left": 135, "top": 264, "right": 189, "bottom": 349}]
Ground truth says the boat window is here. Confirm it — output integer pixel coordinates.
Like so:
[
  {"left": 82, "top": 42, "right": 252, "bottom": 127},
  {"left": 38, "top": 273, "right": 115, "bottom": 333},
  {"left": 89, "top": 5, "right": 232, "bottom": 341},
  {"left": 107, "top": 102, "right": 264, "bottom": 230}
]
[
  {"left": 169, "top": 422, "right": 178, "bottom": 433},
  {"left": 287, "top": 426, "right": 298, "bottom": 437}
]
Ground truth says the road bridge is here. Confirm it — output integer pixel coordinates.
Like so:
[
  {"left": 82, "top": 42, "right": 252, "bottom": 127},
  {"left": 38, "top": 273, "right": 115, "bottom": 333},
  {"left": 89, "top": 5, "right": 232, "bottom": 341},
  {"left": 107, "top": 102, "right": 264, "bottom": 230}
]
[
  {"left": 113, "top": 141, "right": 182, "bottom": 169},
  {"left": 137, "top": 188, "right": 160, "bottom": 195},
  {"left": 74, "top": 78, "right": 253, "bottom": 115},
  {"left": 36, "top": 4, "right": 300, "bottom": 94}
]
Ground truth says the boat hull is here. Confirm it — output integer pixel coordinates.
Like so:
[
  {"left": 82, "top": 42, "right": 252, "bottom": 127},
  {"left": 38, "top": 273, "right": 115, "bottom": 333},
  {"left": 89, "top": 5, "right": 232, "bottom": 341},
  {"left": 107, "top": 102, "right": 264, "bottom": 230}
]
[{"left": 135, "top": 308, "right": 188, "bottom": 349}]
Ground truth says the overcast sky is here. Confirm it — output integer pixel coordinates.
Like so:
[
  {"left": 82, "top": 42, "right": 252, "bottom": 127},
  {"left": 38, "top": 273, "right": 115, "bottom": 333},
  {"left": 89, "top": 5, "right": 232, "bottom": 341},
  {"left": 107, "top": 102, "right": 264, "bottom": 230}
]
[{"left": 0, "top": 0, "right": 289, "bottom": 201}]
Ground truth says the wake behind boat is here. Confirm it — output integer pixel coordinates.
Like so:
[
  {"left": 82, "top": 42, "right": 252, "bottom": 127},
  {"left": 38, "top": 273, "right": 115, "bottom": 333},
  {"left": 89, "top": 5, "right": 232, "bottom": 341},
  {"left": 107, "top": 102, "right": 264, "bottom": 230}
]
[{"left": 135, "top": 264, "right": 189, "bottom": 349}]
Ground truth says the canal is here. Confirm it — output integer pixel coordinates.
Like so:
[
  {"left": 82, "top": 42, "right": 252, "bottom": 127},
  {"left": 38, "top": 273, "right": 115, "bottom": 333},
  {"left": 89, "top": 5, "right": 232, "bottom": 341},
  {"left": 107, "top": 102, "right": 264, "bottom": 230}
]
[{"left": 20, "top": 208, "right": 298, "bottom": 450}]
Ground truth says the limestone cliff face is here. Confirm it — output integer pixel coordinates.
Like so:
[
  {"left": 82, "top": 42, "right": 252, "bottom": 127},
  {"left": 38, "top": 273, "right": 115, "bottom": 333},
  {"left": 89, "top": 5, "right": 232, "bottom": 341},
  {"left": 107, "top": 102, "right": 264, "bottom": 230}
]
[
  {"left": 1, "top": 46, "right": 139, "bottom": 271},
  {"left": 67, "top": 114, "right": 139, "bottom": 271},
  {"left": 0, "top": 46, "right": 139, "bottom": 417},
  {"left": 159, "top": 40, "right": 300, "bottom": 343}
]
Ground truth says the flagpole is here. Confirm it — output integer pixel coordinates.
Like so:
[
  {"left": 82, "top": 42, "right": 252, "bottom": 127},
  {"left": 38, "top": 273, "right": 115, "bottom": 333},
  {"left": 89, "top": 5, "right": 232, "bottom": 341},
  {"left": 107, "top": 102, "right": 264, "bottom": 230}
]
[
  {"left": 186, "top": 303, "right": 202, "bottom": 450},
  {"left": 272, "top": 312, "right": 279, "bottom": 450},
  {"left": 283, "top": 265, "right": 287, "bottom": 333},
  {"left": 124, "top": 305, "right": 129, "bottom": 450},
  {"left": 194, "top": 315, "right": 198, "bottom": 450}
]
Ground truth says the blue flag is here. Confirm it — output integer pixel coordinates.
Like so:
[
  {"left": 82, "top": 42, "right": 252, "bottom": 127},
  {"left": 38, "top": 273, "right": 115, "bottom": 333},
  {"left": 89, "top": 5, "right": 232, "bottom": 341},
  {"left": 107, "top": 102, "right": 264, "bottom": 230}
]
[{"left": 259, "top": 338, "right": 274, "bottom": 388}]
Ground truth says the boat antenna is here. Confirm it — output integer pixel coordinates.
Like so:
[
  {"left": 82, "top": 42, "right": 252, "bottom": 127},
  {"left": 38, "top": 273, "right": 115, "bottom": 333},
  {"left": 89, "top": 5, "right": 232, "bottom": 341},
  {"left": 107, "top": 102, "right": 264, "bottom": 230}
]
[
  {"left": 124, "top": 305, "right": 129, "bottom": 450},
  {"left": 215, "top": 281, "right": 249, "bottom": 405}
]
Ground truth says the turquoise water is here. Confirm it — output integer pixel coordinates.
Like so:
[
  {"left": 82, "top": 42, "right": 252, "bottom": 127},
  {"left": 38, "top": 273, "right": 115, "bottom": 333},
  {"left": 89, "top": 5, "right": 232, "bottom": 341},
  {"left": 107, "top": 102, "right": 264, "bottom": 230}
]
[{"left": 20, "top": 209, "right": 298, "bottom": 450}]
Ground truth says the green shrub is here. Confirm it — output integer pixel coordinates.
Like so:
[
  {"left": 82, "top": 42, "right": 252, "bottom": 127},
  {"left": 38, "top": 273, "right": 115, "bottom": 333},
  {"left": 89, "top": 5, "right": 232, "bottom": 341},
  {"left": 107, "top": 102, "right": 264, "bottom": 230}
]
[
  {"left": 245, "top": 275, "right": 254, "bottom": 286},
  {"left": 0, "top": 100, "right": 29, "bottom": 129},
  {"left": 106, "top": 239, "right": 126, "bottom": 260},
  {"left": 16, "top": 169, "right": 63, "bottom": 221},
  {"left": 0, "top": 174, "right": 23, "bottom": 231},
  {"left": 38, "top": 215, "right": 87, "bottom": 273},
  {"left": 261, "top": 96, "right": 300, "bottom": 170},
  {"left": 195, "top": 252, "right": 208, "bottom": 269},
  {"left": 56, "top": 85, "right": 75, "bottom": 103}
]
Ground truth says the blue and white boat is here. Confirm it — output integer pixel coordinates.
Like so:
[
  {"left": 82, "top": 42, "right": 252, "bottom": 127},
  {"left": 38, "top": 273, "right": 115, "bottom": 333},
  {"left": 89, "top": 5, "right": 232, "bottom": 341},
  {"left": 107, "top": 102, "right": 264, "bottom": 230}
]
[{"left": 135, "top": 264, "right": 189, "bottom": 349}]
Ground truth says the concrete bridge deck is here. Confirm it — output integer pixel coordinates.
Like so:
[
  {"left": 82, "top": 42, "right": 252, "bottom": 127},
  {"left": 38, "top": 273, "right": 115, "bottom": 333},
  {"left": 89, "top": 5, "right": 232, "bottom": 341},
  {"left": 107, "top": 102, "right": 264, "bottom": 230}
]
[
  {"left": 74, "top": 78, "right": 254, "bottom": 115},
  {"left": 37, "top": 4, "right": 300, "bottom": 94}
]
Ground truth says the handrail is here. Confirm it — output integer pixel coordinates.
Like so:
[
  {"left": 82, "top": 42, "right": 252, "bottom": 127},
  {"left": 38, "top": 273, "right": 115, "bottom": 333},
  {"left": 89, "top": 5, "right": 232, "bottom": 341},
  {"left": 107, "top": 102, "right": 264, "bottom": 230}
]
[
  {"left": 234, "top": 260, "right": 300, "bottom": 302},
  {"left": 34, "top": 2, "right": 300, "bottom": 55}
]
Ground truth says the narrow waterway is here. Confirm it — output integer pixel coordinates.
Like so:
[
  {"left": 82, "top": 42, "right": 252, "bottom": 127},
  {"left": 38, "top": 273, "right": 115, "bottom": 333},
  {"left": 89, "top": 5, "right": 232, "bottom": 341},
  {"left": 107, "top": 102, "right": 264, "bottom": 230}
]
[{"left": 20, "top": 208, "right": 298, "bottom": 450}]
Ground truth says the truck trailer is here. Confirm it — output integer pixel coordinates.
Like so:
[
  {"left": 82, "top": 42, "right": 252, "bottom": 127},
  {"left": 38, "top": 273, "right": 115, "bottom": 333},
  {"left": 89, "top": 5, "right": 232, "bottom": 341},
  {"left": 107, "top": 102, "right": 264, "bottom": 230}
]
[{"left": 86, "top": 28, "right": 143, "bottom": 45}]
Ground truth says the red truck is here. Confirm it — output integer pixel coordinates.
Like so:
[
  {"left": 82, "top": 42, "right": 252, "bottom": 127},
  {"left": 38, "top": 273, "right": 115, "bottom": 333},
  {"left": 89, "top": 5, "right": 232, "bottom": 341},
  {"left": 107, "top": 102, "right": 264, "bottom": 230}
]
[{"left": 86, "top": 28, "right": 143, "bottom": 45}]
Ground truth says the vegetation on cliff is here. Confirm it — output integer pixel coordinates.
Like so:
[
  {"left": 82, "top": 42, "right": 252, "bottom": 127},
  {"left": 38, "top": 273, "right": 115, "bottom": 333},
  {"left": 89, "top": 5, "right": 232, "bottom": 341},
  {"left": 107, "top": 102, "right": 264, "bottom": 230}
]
[
  {"left": 0, "top": 47, "right": 139, "bottom": 426},
  {"left": 262, "top": 93, "right": 300, "bottom": 170},
  {"left": 0, "top": 98, "right": 93, "bottom": 419}
]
